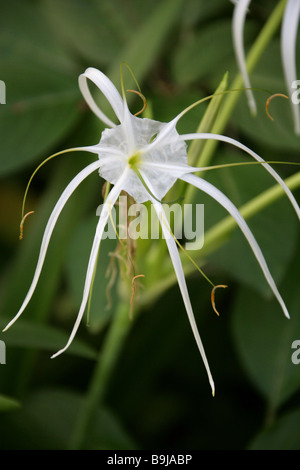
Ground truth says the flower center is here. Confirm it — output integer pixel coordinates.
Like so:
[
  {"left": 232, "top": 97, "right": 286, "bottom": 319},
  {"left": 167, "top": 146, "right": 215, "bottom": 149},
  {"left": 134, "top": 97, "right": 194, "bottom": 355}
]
[{"left": 128, "top": 151, "right": 141, "bottom": 170}]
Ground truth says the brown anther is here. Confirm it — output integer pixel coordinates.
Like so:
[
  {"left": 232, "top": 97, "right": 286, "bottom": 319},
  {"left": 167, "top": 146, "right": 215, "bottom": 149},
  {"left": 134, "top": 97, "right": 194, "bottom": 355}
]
[
  {"left": 266, "top": 93, "right": 288, "bottom": 121},
  {"left": 130, "top": 274, "right": 145, "bottom": 319},
  {"left": 126, "top": 89, "right": 147, "bottom": 116},
  {"left": 211, "top": 285, "right": 228, "bottom": 316},
  {"left": 19, "top": 211, "right": 35, "bottom": 240}
]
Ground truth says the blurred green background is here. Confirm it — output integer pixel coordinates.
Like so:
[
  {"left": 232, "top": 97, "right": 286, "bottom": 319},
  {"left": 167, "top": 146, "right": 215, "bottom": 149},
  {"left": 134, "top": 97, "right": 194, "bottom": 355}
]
[{"left": 0, "top": 0, "right": 300, "bottom": 450}]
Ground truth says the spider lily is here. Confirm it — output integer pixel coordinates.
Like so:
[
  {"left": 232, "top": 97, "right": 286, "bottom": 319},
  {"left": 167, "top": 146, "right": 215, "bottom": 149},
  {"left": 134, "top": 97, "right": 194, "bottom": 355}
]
[
  {"left": 3, "top": 67, "right": 300, "bottom": 395},
  {"left": 232, "top": 0, "right": 300, "bottom": 134}
]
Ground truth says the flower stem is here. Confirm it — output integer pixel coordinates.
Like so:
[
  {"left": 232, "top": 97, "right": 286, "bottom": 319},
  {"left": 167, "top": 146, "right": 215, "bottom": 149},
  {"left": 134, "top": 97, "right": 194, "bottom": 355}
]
[{"left": 69, "top": 300, "right": 132, "bottom": 450}]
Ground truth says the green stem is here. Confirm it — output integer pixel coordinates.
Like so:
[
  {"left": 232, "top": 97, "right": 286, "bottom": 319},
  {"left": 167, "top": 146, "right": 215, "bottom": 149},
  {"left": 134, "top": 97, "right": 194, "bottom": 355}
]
[
  {"left": 69, "top": 301, "right": 132, "bottom": 450},
  {"left": 198, "top": 171, "right": 300, "bottom": 258}
]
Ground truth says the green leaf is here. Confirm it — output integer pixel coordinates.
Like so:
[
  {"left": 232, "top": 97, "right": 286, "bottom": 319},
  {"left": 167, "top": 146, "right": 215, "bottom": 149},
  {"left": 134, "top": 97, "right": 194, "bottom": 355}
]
[
  {"left": 171, "top": 19, "right": 258, "bottom": 85},
  {"left": 0, "top": 0, "right": 81, "bottom": 176},
  {"left": 0, "top": 394, "right": 21, "bottom": 413},
  {"left": 249, "top": 407, "right": 300, "bottom": 450},
  {"left": 0, "top": 388, "right": 136, "bottom": 449},
  {"left": 231, "top": 246, "right": 300, "bottom": 409},
  {"left": 0, "top": 319, "right": 96, "bottom": 360},
  {"left": 41, "top": 0, "right": 127, "bottom": 66},
  {"left": 107, "top": 0, "right": 185, "bottom": 88}
]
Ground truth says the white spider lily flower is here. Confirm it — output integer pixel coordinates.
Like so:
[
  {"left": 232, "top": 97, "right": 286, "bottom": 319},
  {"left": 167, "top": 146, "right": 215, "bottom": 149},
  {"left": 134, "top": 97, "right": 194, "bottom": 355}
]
[
  {"left": 232, "top": 0, "right": 300, "bottom": 134},
  {"left": 4, "top": 68, "right": 300, "bottom": 395}
]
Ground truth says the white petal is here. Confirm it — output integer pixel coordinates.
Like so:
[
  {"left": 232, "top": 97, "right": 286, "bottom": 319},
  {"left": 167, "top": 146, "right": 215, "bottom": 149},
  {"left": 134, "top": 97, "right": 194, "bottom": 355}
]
[
  {"left": 122, "top": 100, "right": 136, "bottom": 154},
  {"left": 140, "top": 172, "right": 215, "bottom": 394},
  {"left": 3, "top": 160, "right": 102, "bottom": 332},
  {"left": 84, "top": 145, "right": 124, "bottom": 157},
  {"left": 178, "top": 132, "right": 300, "bottom": 220},
  {"left": 281, "top": 0, "right": 300, "bottom": 135},
  {"left": 140, "top": 160, "right": 198, "bottom": 174},
  {"left": 232, "top": 0, "right": 257, "bottom": 114},
  {"left": 141, "top": 116, "right": 181, "bottom": 154},
  {"left": 51, "top": 168, "right": 129, "bottom": 358},
  {"left": 181, "top": 173, "right": 290, "bottom": 319},
  {"left": 79, "top": 67, "right": 125, "bottom": 128}
]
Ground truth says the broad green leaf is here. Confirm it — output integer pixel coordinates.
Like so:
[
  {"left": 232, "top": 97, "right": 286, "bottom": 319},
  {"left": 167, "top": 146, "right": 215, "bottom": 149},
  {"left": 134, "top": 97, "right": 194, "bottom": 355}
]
[
  {"left": 41, "top": 0, "right": 127, "bottom": 66},
  {"left": 107, "top": 0, "right": 185, "bottom": 88},
  {"left": 0, "top": 0, "right": 81, "bottom": 176},
  {"left": 180, "top": 0, "right": 230, "bottom": 29},
  {"left": 0, "top": 394, "right": 20, "bottom": 413},
  {"left": 0, "top": 319, "right": 96, "bottom": 360},
  {"left": 231, "top": 247, "right": 300, "bottom": 409},
  {"left": 0, "top": 388, "right": 136, "bottom": 449},
  {"left": 249, "top": 407, "right": 300, "bottom": 450}
]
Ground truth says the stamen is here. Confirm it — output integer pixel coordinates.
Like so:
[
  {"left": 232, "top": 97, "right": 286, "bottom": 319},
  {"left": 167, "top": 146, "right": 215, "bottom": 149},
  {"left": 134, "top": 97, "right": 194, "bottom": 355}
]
[
  {"left": 108, "top": 198, "right": 144, "bottom": 317},
  {"left": 105, "top": 253, "right": 118, "bottom": 310},
  {"left": 130, "top": 274, "right": 145, "bottom": 319},
  {"left": 211, "top": 285, "right": 228, "bottom": 316},
  {"left": 19, "top": 211, "right": 35, "bottom": 240},
  {"left": 20, "top": 147, "right": 87, "bottom": 239},
  {"left": 199, "top": 160, "right": 300, "bottom": 172},
  {"left": 120, "top": 62, "right": 142, "bottom": 101},
  {"left": 175, "top": 87, "right": 274, "bottom": 124},
  {"left": 126, "top": 89, "right": 147, "bottom": 116},
  {"left": 265, "top": 93, "right": 289, "bottom": 121}
]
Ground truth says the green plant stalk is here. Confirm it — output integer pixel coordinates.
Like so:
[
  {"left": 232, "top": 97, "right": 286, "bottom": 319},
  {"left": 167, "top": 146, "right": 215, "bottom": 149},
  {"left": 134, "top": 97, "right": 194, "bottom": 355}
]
[
  {"left": 182, "top": 72, "right": 229, "bottom": 206},
  {"left": 69, "top": 300, "right": 131, "bottom": 450}
]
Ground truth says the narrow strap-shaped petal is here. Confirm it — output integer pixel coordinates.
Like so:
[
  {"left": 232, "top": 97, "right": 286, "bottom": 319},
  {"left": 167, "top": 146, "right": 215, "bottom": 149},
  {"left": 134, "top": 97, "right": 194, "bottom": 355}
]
[
  {"left": 140, "top": 160, "right": 198, "bottom": 174},
  {"left": 3, "top": 160, "right": 102, "bottom": 332},
  {"left": 181, "top": 173, "right": 290, "bottom": 319},
  {"left": 232, "top": 0, "right": 257, "bottom": 114},
  {"left": 51, "top": 168, "right": 129, "bottom": 358},
  {"left": 139, "top": 169, "right": 215, "bottom": 394},
  {"left": 83, "top": 145, "right": 124, "bottom": 157},
  {"left": 79, "top": 67, "right": 125, "bottom": 128},
  {"left": 178, "top": 132, "right": 300, "bottom": 220},
  {"left": 151, "top": 199, "right": 215, "bottom": 395},
  {"left": 281, "top": 0, "right": 300, "bottom": 135}
]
